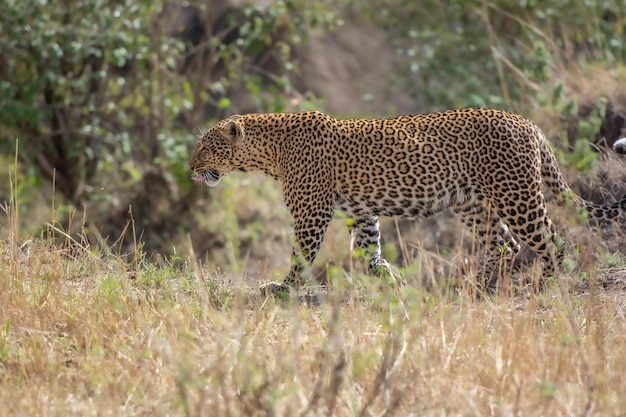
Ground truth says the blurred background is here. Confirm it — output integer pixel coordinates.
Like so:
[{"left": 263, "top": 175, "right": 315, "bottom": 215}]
[{"left": 1, "top": 0, "right": 626, "bottom": 283}]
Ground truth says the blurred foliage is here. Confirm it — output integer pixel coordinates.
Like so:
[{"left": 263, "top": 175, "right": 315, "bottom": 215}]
[
  {"left": 354, "top": 0, "right": 626, "bottom": 110},
  {"left": 0, "top": 0, "right": 190, "bottom": 202},
  {"left": 0, "top": 0, "right": 338, "bottom": 251}
]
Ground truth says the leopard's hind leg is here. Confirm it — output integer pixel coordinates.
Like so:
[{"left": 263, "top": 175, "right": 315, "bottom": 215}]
[{"left": 453, "top": 198, "right": 521, "bottom": 292}]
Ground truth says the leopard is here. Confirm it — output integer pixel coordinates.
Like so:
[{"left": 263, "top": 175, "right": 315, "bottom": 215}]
[{"left": 189, "top": 108, "right": 626, "bottom": 295}]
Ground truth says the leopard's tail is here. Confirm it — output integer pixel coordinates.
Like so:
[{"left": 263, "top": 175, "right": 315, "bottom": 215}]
[{"left": 539, "top": 133, "right": 626, "bottom": 222}]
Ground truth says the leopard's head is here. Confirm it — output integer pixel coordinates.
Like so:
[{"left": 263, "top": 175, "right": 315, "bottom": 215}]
[{"left": 189, "top": 117, "right": 245, "bottom": 187}]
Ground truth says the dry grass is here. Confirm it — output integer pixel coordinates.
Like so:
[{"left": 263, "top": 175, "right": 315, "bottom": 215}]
[
  {"left": 2, "top": 201, "right": 626, "bottom": 417},
  {"left": 3, "top": 82, "right": 626, "bottom": 414}
]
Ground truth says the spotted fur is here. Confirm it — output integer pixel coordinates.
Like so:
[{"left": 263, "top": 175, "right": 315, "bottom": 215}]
[{"left": 189, "top": 108, "right": 626, "bottom": 294}]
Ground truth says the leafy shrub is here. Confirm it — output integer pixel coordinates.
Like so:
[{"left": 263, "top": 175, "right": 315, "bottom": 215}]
[{"left": 0, "top": 0, "right": 338, "bottom": 253}]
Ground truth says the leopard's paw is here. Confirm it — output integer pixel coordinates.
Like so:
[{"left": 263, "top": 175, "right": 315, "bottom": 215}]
[{"left": 259, "top": 282, "right": 291, "bottom": 299}]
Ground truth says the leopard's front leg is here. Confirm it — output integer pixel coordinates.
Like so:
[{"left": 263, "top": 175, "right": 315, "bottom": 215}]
[
  {"left": 349, "top": 215, "right": 388, "bottom": 274},
  {"left": 349, "top": 215, "right": 403, "bottom": 287},
  {"left": 260, "top": 186, "right": 335, "bottom": 296}
]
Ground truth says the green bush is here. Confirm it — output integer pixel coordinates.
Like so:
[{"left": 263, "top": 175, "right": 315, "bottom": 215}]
[
  {"left": 0, "top": 0, "right": 340, "bottom": 254},
  {"left": 357, "top": 0, "right": 626, "bottom": 110},
  {"left": 0, "top": 0, "right": 193, "bottom": 203}
]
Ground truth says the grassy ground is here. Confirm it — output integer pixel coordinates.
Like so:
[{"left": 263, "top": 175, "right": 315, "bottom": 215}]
[
  {"left": 2, "top": 115, "right": 626, "bottom": 415},
  {"left": 2, "top": 199, "right": 626, "bottom": 417}
]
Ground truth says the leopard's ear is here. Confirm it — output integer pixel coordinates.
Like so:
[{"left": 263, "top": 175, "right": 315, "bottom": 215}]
[{"left": 222, "top": 120, "right": 244, "bottom": 145}]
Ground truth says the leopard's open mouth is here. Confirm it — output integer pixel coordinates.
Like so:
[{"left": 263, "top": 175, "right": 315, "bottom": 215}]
[{"left": 191, "top": 170, "right": 221, "bottom": 187}]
